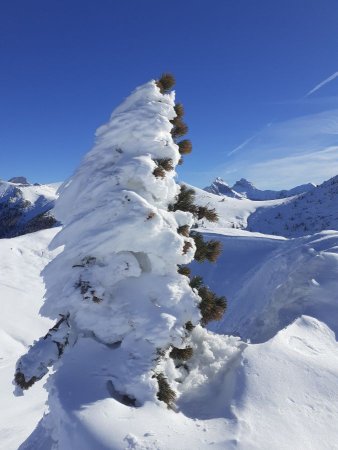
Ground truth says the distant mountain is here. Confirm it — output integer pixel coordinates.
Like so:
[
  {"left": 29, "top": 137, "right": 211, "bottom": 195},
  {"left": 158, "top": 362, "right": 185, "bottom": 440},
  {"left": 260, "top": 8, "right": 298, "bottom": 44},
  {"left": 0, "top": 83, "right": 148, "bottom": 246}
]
[
  {"left": 204, "top": 177, "right": 316, "bottom": 201},
  {"left": 232, "top": 178, "right": 316, "bottom": 200},
  {"left": 8, "top": 176, "right": 30, "bottom": 185},
  {"left": 247, "top": 175, "right": 338, "bottom": 237},
  {"left": 0, "top": 178, "right": 60, "bottom": 238},
  {"left": 204, "top": 177, "right": 243, "bottom": 198}
]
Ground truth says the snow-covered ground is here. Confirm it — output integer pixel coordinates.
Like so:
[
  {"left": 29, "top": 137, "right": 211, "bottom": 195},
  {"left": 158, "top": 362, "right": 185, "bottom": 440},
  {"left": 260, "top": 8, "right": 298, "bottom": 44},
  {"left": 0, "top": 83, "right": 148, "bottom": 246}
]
[
  {"left": 2, "top": 175, "right": 338, "bottom": 448},
  {"left": 0, "top": 229, "right": 59, "bottom": 450}
]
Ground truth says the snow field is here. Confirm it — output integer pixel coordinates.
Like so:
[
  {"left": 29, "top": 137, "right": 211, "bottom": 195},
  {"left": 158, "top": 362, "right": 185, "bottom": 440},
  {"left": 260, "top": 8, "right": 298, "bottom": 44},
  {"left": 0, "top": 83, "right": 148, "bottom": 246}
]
[{"left": 0, "top": 229, "right": 59, "bottom": 450}]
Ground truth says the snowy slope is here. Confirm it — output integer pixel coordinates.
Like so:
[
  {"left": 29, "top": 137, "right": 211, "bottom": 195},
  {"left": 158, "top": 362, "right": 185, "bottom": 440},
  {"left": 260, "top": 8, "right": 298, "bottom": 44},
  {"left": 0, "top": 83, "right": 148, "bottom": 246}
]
[
  {"left": 248, "top": 175, "right": 338, "bottom": 237},
  {"left": 0, "top": 179, "right": 60, "bottom": 238},
  {"left": 0, "top": 228, "right": 60, "bottom": 450}
]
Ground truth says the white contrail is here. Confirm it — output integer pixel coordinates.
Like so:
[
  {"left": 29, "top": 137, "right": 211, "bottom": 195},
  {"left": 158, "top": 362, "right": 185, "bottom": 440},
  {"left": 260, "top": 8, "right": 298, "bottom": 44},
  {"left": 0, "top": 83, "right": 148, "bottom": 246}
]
[
  {"left": 227, "top": 123, "right": 272, "bottom": 156},
  {"left": 227, "top": 134, "right": 257, "bottom": 156},
  {"left": 305, "top": 71, "right": 338, "bottom": 97}
]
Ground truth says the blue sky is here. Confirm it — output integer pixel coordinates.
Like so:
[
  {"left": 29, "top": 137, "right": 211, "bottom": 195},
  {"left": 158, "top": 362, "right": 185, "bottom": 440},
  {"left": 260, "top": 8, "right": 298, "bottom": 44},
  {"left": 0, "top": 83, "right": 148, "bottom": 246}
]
[{"left": 1, "top": 0, "right": 338, "bottom": 189}]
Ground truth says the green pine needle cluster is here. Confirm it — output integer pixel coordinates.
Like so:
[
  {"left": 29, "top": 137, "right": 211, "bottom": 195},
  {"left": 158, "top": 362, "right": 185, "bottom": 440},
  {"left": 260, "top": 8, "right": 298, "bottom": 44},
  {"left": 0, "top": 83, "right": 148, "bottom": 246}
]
[
  {"left": 190, "top": 276, "right": 227, "bottom": 326},
  {"left": 153, "top": 72, "right": 227, "bottom": 408},
  {"left": 155, "top": 373, "right": 177, "bottom": 408},
  {"left": 169, "top": 185, "right": 218, "bottom": 224},
  {"left": 190, "top": 232, "right": 222, "bottom": 263},
  {"left": 156, "top": 73, "right": 176, "bottom": 94}
]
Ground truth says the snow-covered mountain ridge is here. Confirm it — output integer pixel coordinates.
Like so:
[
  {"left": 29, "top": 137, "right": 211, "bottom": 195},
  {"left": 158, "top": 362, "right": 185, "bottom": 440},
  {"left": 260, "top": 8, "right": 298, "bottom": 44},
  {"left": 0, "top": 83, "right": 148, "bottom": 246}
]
[
  {"left": 0, "top": 178, "right": 59, "bottom": 238},
  {"left": 205, "top": 176, "right": 316, "bottom": 200},
  {"left": 2, "top": 173, "right": 335, "bottom": 240},
  {"left": 197, "top": 174, "right": 338, "bottom": 238},
  {"left": 204, "top": 177, "right": 243, "bottom": 199},
  {"left": 248, "top": 174, "right": 338, "bottom": 237}
]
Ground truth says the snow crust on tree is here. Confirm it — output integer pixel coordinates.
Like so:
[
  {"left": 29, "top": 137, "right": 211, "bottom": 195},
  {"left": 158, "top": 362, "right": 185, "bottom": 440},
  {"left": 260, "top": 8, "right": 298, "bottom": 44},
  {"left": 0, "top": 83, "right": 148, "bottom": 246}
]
[{"left": 17, "top": 80, "right": 201, "bottom": 404}]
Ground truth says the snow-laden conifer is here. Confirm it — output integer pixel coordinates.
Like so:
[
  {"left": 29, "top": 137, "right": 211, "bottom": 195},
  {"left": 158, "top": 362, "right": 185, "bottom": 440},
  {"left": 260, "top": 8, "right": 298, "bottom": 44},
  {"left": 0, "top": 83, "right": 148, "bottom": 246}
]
[{"left": 15, "top": 76, "right": 226, "bottom": 424}]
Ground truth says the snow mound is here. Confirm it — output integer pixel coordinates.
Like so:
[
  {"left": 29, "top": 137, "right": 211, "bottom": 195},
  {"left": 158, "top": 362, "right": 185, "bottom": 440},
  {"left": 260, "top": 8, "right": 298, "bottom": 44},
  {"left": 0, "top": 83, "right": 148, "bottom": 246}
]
[{"left": 231, "top": 315, "right": 338, "bottom": 450}]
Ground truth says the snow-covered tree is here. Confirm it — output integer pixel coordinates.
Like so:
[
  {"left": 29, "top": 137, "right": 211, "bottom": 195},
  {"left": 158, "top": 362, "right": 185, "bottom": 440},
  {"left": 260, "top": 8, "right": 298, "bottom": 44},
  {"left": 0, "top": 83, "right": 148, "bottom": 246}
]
[{"left": 15, "top": 75, "right": 225, "bottom": 414}]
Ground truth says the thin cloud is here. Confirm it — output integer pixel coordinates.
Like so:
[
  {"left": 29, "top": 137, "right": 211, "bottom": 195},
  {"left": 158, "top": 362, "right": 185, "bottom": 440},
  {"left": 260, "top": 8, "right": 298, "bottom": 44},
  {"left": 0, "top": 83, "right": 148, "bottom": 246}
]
[
  {"left": 247, "top": 146, "right": 338, "bottom": 189},
  {"left": 227, "top": 134, "right": 257, "bottom": 156},
  {"left": 305, "top": 72, "right": 338, "bottom": 97},
  {"left": 219, "top": 109, "right": 338, "bottom": 189}
]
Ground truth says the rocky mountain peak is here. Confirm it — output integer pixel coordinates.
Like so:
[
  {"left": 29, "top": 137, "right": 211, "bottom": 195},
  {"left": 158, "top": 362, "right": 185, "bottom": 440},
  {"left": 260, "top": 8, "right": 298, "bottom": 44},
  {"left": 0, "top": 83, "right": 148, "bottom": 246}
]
[{"left": 8, "top": 176, "right": 29, "bottom": 185}]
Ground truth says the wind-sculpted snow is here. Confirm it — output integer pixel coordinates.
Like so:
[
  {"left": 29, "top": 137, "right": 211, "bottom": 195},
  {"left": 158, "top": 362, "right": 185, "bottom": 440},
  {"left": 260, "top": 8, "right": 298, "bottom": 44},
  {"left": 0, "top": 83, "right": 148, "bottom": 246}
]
[
  {"left": 15, "top": 80, "right": 212, "bottom": 447},
  {"left": 192, "top": 230, "right": 338, "bottom": 344},
  {"left": 40, "top": 81, "right": 200, "bottom": 361}
]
